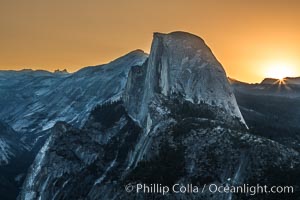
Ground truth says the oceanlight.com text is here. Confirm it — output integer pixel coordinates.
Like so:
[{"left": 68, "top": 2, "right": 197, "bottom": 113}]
[{"left": 125, "top": 183, "right": 294, "bottom": 196}]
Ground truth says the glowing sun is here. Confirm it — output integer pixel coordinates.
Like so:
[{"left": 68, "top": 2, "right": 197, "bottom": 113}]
[{"left": 265, "top": 62, "right": 295, "bottom": 80}]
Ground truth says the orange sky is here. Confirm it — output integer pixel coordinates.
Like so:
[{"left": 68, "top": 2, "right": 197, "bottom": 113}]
[{"left": 0, "top": 0, "right": 300, "bottom": 83}]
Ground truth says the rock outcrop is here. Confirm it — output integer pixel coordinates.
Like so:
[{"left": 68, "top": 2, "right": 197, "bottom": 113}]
[{"left": 124, "top": 32, "right": 245, "bottom": 126}]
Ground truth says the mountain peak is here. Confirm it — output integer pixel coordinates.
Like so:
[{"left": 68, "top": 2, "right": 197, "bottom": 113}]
[
  {"left": 124, "top": 31, "right": 246, "bottom": 126},
  {"left": 151, "top": 31, "right": 222, "bottom": 72},
  {"left": 107, "top": 49, "right": 148, "bottom": 66},
  {"left": 128, "top": 49, "right": 147, "bottom": 55},
  {"left": 154, "top": 31, "right": 205, "bottom": 42},
  {"left": 54, "top": 69, "right": 68, "bottom": 74}
]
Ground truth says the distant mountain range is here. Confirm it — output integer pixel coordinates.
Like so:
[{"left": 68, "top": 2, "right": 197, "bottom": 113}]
[
  {"left": 229, "top": 77, "right": 300, "bottom": 98},
  {"left": 0, "top": 32, "right": 299, "bottom": 200},
  {"left": 261, "top": 77, "right": 300, "bottom": 85}
]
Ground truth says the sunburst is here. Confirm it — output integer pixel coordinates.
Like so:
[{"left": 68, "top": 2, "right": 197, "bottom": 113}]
[{"left": 264, "top": 62, "right": 295, "bottom": 80}]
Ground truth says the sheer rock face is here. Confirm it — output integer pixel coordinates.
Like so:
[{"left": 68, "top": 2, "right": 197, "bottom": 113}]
[{"left": 124, "top": 32, "right": 245, "bottom": 126}]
